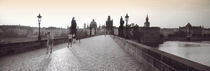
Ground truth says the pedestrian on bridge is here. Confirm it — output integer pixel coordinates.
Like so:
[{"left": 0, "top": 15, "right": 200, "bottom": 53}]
[
  {"left": 67, "top": 34, "right": 73, "bottom": 48},
  {"left": 46, "top": 32, "right": 54, "bottom": 54},
  {"left": 72, "top": 34, "right": 76, "bottom": 43},
  {"left": 77, "top": 30, "right": 81, "bottom": 43}
]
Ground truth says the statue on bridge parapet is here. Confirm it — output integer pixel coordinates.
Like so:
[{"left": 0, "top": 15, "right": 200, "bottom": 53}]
[
  {"left": 70, "top": 17, "right": 77, "bottom": 38},
  {"left": 106, "top": 16, "right": 114, "bottom": 35},
  {"left": 90, "top": 19, "right": 97, "bottom": 36},
  {"left": 118, "top": 16, "right": 124, "bottom": 37}
]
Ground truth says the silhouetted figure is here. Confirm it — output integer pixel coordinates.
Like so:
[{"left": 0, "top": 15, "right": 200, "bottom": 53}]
[
  {"left": 106, "top": 16, "right": 114, "bottom": 35},
  {"left": 118, "top": 16, "right": 124, "bottom": 37},
  {"left": 67, "top": 34, "right": 73, "bottom": 48},
  {"left": 76, "top": 27, "right": 81, "bottom": 43},
  {"left": 89, "top": 24, "right": 92, "bottom": 36},
  {"left": 70, "top": 17, "right": 77, "bottom": 37},
  {"left": 90, "top": 19, "right": 97, "bottom": 35},
  {"left": 77, "top": 32, "right": 81, "bottom": 43},
  {"left": 46, "top": 32, "right": 54, "bottom": 54},
  {"left": 72, "top": 34, "right": 76, "bottom": 43}
]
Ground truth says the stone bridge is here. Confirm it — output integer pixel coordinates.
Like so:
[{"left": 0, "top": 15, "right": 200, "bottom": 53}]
[{"left": 0, "top": 35, "right": 209, "bottom": 71}]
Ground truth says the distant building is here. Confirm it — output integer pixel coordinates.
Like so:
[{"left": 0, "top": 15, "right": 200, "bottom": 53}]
[
  {"left": 203, "top": 28, "right": 210, "bottom": 36},
  {"left": 135, "top": 15, "right": 162, "bottom": 46},
  {"left": 160, "top": 28, "right": 178, "bottom": 37},
  {"left": 0, "top": 25, "right": 33, "bottom": 38},
  {"left": 84, "top": 23, "right": 86, "bottom": 29},
  {"left": 144, "top": 15, "right": 150, "bottom": 27},
  {"left": 139, "top": 27, "right": 161, "bottom": 42},
  {"left": 33, "top": 27, "right": 68, "bottom": 38},
  {"left": 179, "top": 23, "right": 203, "bottom": 37}
]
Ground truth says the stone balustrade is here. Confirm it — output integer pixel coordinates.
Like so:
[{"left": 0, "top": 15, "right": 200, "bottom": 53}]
[
  {"left": 0, "top": 38, "right": 67, "bottom": 57},
  {"left": 115, "top": 36, "right": 210, "bottom": 71}
]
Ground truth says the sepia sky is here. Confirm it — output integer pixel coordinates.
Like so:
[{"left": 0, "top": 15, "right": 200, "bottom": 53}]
[{"left": 0, "top": 0, "right": 210, "bottom": 28}]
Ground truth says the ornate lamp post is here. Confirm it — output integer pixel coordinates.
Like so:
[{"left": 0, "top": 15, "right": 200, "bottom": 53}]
[
  {"left": 37, "top": 13, "right": 42, "bottom": 40},
  {"left": 125, "top": 13, "right": 129, "bottom": 39},
  {"left": 125, "top": 14, "right": 129, "bottom": 27}
]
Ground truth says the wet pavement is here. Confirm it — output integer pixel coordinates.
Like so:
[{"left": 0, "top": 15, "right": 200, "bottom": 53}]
[{"left": 0, "top": 35, "right": 155, "bottom": 71}]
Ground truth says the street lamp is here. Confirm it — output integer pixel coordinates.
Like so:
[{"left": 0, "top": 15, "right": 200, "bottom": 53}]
[
  {"left": 37, "top": 13, "right": 42, "bottom": 40},
  {"left": 125, "top": 13, "right": 129, "bottom": 27},
  {"left": 125, "top": 13, "right": 129, "bottom": 39}
]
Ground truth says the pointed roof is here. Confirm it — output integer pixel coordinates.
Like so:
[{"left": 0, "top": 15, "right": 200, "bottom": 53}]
[
  {"left": 186, "top": 22, "right": 192, "bottom": 27},
  {"left": 108, "top": 16, "right": 111, "bottom": 20},
  {"left": 146, "top": 14, "right": 149, "bottom": 21}
]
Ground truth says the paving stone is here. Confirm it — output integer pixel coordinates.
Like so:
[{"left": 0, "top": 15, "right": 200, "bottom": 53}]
[{"left": 0, "top": 35, "right": 156, "bottom": 71}]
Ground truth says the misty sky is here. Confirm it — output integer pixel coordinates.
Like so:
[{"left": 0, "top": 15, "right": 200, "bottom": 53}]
[{"left": 0, "top": 0, "right": 210, "bottom": 28}]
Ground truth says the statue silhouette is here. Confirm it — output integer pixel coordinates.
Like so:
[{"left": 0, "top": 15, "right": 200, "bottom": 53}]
[
  {"left": 118, "top": 16, "right": 124, "bottom": 37},
  {"left": 70, "top": 17, "right": 77, "bottom": 38},
  {"left": 90, "top": 19, "right": 97, "bottom": 36},
  {"left": 106, "top": 16, "right": 114, "bottom": 35}
]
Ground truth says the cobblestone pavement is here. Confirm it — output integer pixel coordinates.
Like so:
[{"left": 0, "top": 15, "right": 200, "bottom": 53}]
[{"left": 0, "top": 35, "right": 155, "bottom": 71}]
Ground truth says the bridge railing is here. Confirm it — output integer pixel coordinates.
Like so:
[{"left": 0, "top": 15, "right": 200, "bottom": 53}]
[
  {"left": 0, "top": 37, "right": 67, "bottom": 57},
  {"left": 115, "top": 36, "right": 210, "bottom": 71}
]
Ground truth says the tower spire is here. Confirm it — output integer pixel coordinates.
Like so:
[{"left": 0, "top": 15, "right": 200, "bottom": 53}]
[
  {"left": 146, "top": 14, "right": 149, "bottom": 21},
  {"left": 144, "top": 14, "right": 150, "bottom": 27}
]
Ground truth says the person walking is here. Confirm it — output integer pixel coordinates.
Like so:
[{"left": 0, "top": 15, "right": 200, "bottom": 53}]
[
  {"left": 77, "top": 32, "right": 80, "bottom": 43},
  {"left": 46, "top": 32, "right": 54, "bottom": 54},
  {"left": 72, "top": 34, "right": 76, "bottom": 44},
  {"left": 67, "top": 34, "right": 73, "bottom": 48}
]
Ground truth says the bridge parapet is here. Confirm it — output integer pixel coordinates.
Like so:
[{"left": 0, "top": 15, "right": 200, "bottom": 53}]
[
  {"left": 0, "top": 38, "right": 67, "bottom": 57},
  {"left": 115, "top": 37, "right": 210, "bottom": 71}
]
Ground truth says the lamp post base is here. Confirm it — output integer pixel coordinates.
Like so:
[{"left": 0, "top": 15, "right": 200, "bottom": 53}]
[{"left": 38, "top": 36, "right": 41, "bottom": 41}]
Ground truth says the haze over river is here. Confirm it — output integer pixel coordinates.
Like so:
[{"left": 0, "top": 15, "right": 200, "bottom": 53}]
[{"left": 158, "top": 41, "right": 210, "bottom": 67}]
